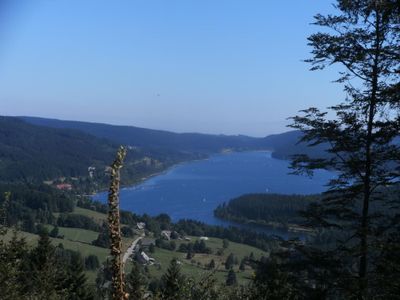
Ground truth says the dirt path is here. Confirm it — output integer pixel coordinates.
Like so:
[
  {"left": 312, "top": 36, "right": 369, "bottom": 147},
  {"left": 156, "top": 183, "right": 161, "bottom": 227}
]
[{"left": 123, "top": 233, "right": 145, "bottom": 263}]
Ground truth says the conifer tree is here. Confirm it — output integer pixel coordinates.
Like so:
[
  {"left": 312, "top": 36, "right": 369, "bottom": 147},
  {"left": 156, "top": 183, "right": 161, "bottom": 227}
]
[
  {"left": 0, "top": 231, "right": 28, "bottom": 300},
  {"left": 49, "top": 225, "right": 59, "bottom": 238},
  {"left": 225, "top": 269, "right": 237, "bottom": 286},
  {"left": 289, "top": 1, "right": 400, "bottom": 298},
  {"left": 85, "top": 254, "right": 100, "bottom": 270},
  {"left": 0, "top": 193, "right": 23, "bottom": 299},
  {"left": 149, "top": 243, "right": 155, "bottom": 253},
  {"left": 249, "top": 258, "right": 298, "bottom": 300},
  {"left": 208, "top": 259, "right": 216, "bottom": 270},
  {"left": 186, "top": 248, "right": 194, "bottom": 260},
  {"left": 224, "top": 253, "right": 235, "bottom": 270},
  {"left": 125, "top": 261, "right": 148, "bottom": 300},
  {"left": 0, "top": 192, "right": 10, "bottom": 235},
  {"left": 64, "top": 252, "right": 93, "bottom": 300},
  {"left": 161, "top": 259, "right": 185, "bottom": 300},
  {"left": 92, "top": 222, "right": 110, "bottom": 248},
  {"left": 96, "top": 259, "right": 113, "bottom": 299},
  {"left": 249, "top": 252, "right": 254, "bottom": 261},
  {"left": 29, "top": 231, "right": 65, "bottom": 299},
  {"left": 239, "top": 259, "right": 246, "bottom": 271}
]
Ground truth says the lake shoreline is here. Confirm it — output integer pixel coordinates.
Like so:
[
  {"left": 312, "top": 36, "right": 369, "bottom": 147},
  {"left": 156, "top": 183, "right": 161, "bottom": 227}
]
[
  {"left": 91, "top": 154, "right": 213, "bottom": 195},
  {"left": 92, "top": 150, "right": 331, "bottom": 239},
  {"left": 213, "top": 215, "right": 314, "bottom": 235},
  {"left": 97, "top": 149, "right": 275, "bottom": 194}
]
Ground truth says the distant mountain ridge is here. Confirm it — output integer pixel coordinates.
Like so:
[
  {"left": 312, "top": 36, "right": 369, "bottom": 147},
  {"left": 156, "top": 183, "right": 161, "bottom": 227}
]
[
  {"left": 19, "top": 116, "right": 330, "bottom": 159},
  {"left": 19, "top": 116, "right": 265, "bottom": 153}
]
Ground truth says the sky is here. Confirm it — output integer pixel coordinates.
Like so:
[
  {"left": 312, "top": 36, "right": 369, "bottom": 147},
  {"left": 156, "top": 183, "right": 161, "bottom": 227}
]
[{"left": 0, "top": 0, "right": 344, "bottom": 137}]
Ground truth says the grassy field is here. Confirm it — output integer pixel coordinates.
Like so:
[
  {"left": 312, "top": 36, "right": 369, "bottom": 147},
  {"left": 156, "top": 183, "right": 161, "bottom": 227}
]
[
  {"left": 45, "top": 225, "right": 99, "bottom": 243},
  {"left": 61, "top": 207, "right": 136, "bottom": 253},
  {"left": 73, "top": 207, "right": 108, "bottom": 224},
  {"left": 69, "top": 207, "right": 265, "bottom": 277},
  {"left": 1, "top": 204, "right": 139, "bottom": 288},
  {"left": 2, "top": 229, "right": 111, "bottom": 258},
  {"left": 1, "top": 227, "right": 136, "bottom": 286},
  {"left": 1, "top": 229, "right": 109, "bottom": 261},
  {"left": 141, "top": 236, "right": 267, "bottom": 285},
  {"left": 2, "top": 206, "right": 267, "bottom": 287}
]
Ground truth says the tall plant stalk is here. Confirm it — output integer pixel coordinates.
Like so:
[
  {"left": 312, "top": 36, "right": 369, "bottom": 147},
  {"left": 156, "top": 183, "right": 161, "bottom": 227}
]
[{"left": 107, "top": 146, "right": 128, "bottom": 300}]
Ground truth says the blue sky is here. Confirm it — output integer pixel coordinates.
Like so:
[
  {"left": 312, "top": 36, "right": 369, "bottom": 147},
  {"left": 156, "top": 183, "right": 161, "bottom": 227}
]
[{"left": 0, "top": 0, "right": 343, "bottom": 136}]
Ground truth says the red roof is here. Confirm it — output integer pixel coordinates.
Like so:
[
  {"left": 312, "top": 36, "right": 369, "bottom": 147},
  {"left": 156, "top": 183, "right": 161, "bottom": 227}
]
[{"left": 56, "top": 183, "right": 72, "bottom": 190}]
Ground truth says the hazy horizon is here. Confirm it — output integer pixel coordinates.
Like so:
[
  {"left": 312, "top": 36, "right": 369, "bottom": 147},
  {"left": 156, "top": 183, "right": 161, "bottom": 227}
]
[
  {"left": 1, "top": 1, "right": 343, "bottom": 136},
  {"left": 9, "top": 114, "right": 294, "bottom": 138}
]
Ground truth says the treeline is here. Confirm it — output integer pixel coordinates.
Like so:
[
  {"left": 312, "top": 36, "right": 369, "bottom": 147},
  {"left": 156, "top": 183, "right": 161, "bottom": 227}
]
[
  {"left": 57, "top": 213, "right": 100, "bottom": 232},
  {"left": 0, "top": 183, "right": 143, "bottom": 235},
  {"left": 0, "top": 184, "right": 104, "bottom": 236},
  {"left": 0, "top": 184, "right": 279, "bottom": 253},
  {"left": 0, "top": 230, "right": 94, "bottom": 299},
  {"left": 2, "top": 228, "right": 260, "bottom": 300},
  {"left": 0, "top": 181, "right": 280, "bottom": 256},
  {"left": 78, "top": 197, "right": 278, "bottom": 252},
  {"left": 177, "top": 239, "right": 212, "bottom": 254},
  {"left": 174, "top": 219, "right": 278, "bottom": 252},
  {"left": 86, "top": 201, "right": 279, "bottom": 252},
  {"left": 96, "top": 257, "right": 272, "bottom": 300},
  {"left": 77, "top": 197, "right": 142, "bottom": 226},
  {"left": 0, "top": 183, "right": 74, "bottom": 233},
  {"left": 214, "top": 193, "right": 319, "bottom": 227}
]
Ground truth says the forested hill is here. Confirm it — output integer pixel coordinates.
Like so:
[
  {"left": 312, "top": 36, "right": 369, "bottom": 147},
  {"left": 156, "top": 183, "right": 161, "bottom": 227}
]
[
  {"left": 214, "top": 193, "right": 320, "bottom": 227},
  {"left": 1, "top": 115, "right": 331, "bottom": 185},
  {"left": 20, "top": 116, "right": 263, "bottom": 153},
  {"left": 19, "top": 116, "right": 331, "bottom": 159},
  {"left": 0, "top": 116, "right": 183, "bottom": 183},
  {"left": 261, "top": 131, "right": 328, "bottom": 160}
]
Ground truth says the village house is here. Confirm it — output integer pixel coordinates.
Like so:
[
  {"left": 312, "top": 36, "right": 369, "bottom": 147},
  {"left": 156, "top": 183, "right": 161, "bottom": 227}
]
[
  {"left": 88, "top": 166, "right": 96, "bottom": 178},
  {"left": 136, "top": 222, "right": 146, "bottom": 230},
  {"left": 136, "top": 251, "right": 155, "bottom": 265},
  {"left": 161, "top": 230, "right": 172, "bottom": 240},
  {"left": 56, "top": 183, "right": 72, "bottom": 191}
]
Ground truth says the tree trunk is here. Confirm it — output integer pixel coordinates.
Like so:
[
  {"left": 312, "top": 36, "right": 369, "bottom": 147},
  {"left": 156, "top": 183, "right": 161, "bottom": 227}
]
[{"left": 358, "top": 8, "right": 381, "bottom": 299}]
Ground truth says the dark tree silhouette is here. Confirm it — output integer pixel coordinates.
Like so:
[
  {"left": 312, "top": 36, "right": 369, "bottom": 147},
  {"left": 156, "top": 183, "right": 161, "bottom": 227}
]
[
  {"left": 224, "top": 253, "right": 235, "bottom": 270},
  {"left": 207, "top": 259, "right": 216, "bottom": 270},
  {"left": 225, "top": 269, "right": 237, "bottom": 286},
  {"left": 161, "top": 259, "right": 185, "bottom": 300},
  {"left": 125, "top": 262, "right": 147, "bottom": 300},
  {"left": 289, "top": 1, "right": 400, "bottom": 298},
  {"left": 64, "top": 252, "right": 93, "bottom": 300}
]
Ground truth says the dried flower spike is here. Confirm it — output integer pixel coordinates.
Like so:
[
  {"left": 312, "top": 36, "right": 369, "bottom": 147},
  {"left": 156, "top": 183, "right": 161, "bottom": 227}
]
[{"left": 107, "top": 146, "right": 129, "bottom": 300}]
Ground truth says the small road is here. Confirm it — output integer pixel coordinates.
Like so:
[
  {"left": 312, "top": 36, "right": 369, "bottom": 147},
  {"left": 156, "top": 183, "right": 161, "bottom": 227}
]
[{"left": 123, "top": 233, "right": 145, "bottom": 264}]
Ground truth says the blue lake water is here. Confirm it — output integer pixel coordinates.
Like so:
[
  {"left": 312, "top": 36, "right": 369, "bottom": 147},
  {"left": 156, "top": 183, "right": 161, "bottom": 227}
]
[{"left": 93, "top": 151, "right": 334, "bottom": 233}]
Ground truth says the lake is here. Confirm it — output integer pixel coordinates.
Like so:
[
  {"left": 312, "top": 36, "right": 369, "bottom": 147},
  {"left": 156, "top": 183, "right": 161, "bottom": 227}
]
[{"left": 93, "top": 151, "right": 334, "bottom": 235}]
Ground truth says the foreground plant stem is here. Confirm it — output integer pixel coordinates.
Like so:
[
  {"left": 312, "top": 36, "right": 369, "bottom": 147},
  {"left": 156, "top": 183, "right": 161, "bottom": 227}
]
[{"left": 108, "top": 146, "right": 129, "bottom": 300}]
